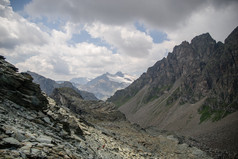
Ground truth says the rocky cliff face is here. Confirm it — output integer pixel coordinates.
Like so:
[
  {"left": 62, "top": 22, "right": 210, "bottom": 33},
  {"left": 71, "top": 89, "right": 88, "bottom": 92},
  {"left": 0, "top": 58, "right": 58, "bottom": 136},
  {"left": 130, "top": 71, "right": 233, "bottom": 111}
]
[
  {"left": 0, "top": 56, "right": 212, "bottom": 158},
  {"left": 27, "top": 71, "right": 98, "bottom": 101},
  {"left": 51, "top": 87, "right": 126, "bottom": 121},
  {"left": 108, "top": 27, "right": 238, "bottom": 155},
  {"left": 0, "top": 56, "right": 48, "bottom": 110}
]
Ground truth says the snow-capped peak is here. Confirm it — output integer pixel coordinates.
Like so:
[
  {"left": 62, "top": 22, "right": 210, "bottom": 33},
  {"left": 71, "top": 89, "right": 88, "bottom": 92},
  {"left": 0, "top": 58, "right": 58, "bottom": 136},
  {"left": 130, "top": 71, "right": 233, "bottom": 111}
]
[{"left": 107, "top": 72, "right": 136, "bottom": 84}]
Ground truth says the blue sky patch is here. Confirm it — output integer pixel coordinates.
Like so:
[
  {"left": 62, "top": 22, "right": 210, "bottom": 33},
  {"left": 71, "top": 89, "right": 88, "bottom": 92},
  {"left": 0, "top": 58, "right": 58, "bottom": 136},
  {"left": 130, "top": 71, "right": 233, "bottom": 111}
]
[
  {"left": 10, "top": 0, "right": 32, "bottom": 11},
  {"left": 134, "top": 21, "right": 168, "bottom": 44},
  {"left": 134, "top": 21, "right": 147, "bottom": 33},
  {"left": 31, "top": 16, "right": 65, "bottom": 32},
  {"left": 68, "top": 30, "right": 117, "bottom": 53},
  {"left": 149, "top": 30, "right": 168, "bottom": 43}
]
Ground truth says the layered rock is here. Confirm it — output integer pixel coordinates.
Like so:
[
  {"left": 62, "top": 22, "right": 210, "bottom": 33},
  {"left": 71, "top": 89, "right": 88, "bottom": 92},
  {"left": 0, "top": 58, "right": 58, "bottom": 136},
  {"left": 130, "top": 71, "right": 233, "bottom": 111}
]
[
  {"left": 0, "top": 97, "right": 212, "bottom": 159},
  {"left": 51, "top": 87, "right": 126, "bottom": 121},
  {"left": 0, "top": 56, "right": 48, "bottom": 110}
]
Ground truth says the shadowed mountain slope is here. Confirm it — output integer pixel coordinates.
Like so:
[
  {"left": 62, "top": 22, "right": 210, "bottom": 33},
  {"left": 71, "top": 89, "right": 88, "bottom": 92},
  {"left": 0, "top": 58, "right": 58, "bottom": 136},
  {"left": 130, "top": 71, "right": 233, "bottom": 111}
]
[{"left": 108, "top": 26, "right": 238, "bottom": 155}]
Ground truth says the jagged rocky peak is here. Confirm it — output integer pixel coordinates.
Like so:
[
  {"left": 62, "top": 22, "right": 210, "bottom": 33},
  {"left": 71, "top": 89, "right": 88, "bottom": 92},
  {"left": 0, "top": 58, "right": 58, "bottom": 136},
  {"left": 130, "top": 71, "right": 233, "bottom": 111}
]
[
  {"left": 0, "top": 56, "right": 48, "bottom": 110},
  {"left": 224, "top": 26, "right": 238, "bottom": 70},
  {"left": 191, "top": 33, "right": 215, "bottom": 45},
  {"left": 108, "top": 27, "right": 238, "bottom": 157},
  {"left": 226, "top": 26, "right": 238, "bottom": 41}
]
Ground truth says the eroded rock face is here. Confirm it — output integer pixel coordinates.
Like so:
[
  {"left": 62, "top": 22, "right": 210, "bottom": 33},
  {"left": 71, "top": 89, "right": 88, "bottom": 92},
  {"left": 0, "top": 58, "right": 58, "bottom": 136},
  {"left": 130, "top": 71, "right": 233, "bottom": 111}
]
[
  {"left": 51, "top": 87, "right": 126, "bottom": 121},
  {"left": 0, "top": 56, "right": 48, "bottom": 110}
]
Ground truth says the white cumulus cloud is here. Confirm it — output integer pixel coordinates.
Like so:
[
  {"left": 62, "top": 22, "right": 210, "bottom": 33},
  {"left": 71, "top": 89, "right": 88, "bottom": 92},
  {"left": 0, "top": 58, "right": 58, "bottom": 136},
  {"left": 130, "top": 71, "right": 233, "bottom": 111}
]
[{"left": 0, "top": 0, "right": 237, "bottom": 81}]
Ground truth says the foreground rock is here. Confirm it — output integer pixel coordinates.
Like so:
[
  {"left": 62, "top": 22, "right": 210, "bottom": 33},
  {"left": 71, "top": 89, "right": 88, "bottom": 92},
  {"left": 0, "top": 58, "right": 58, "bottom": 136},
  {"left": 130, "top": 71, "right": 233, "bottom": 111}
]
[
  {"left": 0, "top": 56, "right": 48, "bottom": 110},
  {"left": 0, "top": 97, "right": 212, "bottom": 159}
]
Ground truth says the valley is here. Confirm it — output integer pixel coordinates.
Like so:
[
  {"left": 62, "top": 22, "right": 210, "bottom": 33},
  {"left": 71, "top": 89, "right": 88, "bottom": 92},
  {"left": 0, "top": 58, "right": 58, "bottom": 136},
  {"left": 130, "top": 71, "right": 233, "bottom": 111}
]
[
  {"left": 0, "top": 55, "right": 211, "bottom": 158},
  {"left": 1, "top": 26, "right": 238, "bottom": 159}
]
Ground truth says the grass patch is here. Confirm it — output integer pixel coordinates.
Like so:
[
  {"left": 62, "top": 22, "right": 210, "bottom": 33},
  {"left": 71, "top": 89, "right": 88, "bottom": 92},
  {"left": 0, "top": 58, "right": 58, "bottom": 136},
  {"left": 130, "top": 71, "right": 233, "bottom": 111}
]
[
  {"left": 166, "top": 87, "right": 181, "bottom": 106},
  {"left": 199, "top": 105, "right": 212, "bottom": 123},
  {"left": 144, "top": 85, "right": 172, "bottom": 104},
  {"left": 198, "top": 98, "right": 232, "bottom": 123},
  {"left": 114, "top": 95, "right": 132, "bottom": 108}
]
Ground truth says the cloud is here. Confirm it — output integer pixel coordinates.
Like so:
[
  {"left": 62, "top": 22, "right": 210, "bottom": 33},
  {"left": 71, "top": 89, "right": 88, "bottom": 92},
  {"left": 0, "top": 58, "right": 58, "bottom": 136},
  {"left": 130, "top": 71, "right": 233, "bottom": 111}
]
[
  {"left": 25, "top": 0, "right": 238, "bottom": 31},
  {"left": 23, "top": 0, "right": 238, "bottom": 44},
  {"left": 0, "top": 0, "right": 10, "bottom": 6},
  {"left": 24, "top": 0, "right": 204, "bottom": 29},
  {"left": 8, "top": 22, "right": 171, "bottom": 80},
  {"left": 0, "top": 1, "right": 49, "bottom": 49},
  {"left": 1, "top": 0, "right": 238, "bottom": 81},
  {"left": 85, "top": 23, "right": 153, "bottom": 58},
  {"left": 165, "top": 3, "right": 238, "bottom": 43}
]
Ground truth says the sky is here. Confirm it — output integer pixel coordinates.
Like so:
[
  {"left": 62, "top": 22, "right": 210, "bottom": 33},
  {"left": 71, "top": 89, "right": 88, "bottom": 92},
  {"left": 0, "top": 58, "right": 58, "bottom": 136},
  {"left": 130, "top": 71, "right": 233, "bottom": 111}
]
[{"left": 0, "top": 0, "right": 238, "bottom": 81}]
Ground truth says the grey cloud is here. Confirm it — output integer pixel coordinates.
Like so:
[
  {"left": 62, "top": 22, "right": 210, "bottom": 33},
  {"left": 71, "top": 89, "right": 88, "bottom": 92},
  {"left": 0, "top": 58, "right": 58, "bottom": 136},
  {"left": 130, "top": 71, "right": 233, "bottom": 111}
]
[
  {"left": 0, "top": 28, "right": 18, "bottom": 49},
  {"left": 51, "top": 57, "right": 70, "bottom": 75},
  {"left": 25, "top": 0, "right": 236, "bottom": 30},
  {"left": 210, "top": 0, "right": 238, "bottom": 8},
  {"left": 0, "top": 0, "right": 10, "bottom": 6}
]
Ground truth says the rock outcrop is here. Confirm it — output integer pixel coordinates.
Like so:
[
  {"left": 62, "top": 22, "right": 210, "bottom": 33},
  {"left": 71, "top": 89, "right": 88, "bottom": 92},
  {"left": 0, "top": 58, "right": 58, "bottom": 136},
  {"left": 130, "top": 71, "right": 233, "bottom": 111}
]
[
  {"left": 0, "top": 56, "right": 48, "bottom": 110},
  {"left": 51, "top": 87, "right": 126, "bottom": 121},
  {"left": 108, "top": 26, "right": 238, "bottom": 157}
]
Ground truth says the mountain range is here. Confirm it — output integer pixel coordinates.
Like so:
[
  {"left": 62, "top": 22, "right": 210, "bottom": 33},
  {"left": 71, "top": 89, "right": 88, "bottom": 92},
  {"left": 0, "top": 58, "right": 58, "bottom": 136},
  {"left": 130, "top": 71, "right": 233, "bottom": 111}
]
[
  {"left": 70, "top": 77, "right": 91, "bottom": 85},
  {"left": 0, "top": 55, "right": 213, "bottom": 158},
  {"left": 74, "top": 72, "right": 136, "bottom": 100},
  {"left": 27, "top": 71, "right": 98, "bottom": 101},
  {"left": 108, "top": 26, "right": 238, "bottom": 154}
]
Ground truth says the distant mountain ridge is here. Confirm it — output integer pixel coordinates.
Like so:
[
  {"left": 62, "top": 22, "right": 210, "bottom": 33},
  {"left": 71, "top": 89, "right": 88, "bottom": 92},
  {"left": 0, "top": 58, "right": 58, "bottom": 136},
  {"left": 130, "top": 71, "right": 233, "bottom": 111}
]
[
  {"left": 27, "top": 71, "right": 98, "bottom": 101},
  {"left": 70, "top": 77, "right": 91, "bottom": 85},
  {"left": 108, "top": 26, "right": 238, "bottom": 154},
  {"left": 76, "top": 71, "right": 136, "bottom": 100}
]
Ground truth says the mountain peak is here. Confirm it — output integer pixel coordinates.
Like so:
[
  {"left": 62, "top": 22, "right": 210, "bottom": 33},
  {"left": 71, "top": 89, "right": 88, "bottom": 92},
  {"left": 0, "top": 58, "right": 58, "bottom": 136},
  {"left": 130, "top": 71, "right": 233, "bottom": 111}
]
[
  {"left": 191, "top": 33, "right": 216, "bottom": 48},
  {"left": 225, "top": 26, "right": 238, "bottom": 49},
  {"left": 78, "top": 71, "right": 136, "bottom": 100},
  {"left": 115, "top": 71, "right": 124, "bottom": 77}
]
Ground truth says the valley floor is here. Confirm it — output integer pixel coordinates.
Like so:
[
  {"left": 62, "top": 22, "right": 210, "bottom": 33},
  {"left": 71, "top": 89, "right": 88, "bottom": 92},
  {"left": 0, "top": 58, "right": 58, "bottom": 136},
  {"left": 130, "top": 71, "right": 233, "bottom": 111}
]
[{"left": 0, "top": 96, "right": 212, "bottom": 159}]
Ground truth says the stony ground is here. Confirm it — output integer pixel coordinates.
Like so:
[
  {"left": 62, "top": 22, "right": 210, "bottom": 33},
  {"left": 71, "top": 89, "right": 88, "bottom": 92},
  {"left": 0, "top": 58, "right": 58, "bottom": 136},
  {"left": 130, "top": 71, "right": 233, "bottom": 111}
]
[{"left": 0, "top": 96, "right": 212, "bottom": 159}]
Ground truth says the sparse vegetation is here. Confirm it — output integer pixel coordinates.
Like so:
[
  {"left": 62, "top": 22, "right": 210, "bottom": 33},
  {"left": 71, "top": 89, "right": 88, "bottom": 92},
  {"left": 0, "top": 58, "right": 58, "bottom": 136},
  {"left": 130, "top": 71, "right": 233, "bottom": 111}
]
[
  {"left": 198, "top": 98, "right": 232, "bottom": 123},
  {"left": 143, "top": 85, "right": 172, "bottom": 103},
  {"left": 166, "top": 87, "right": 181, "bottom": 106},
  {"left": 114, "top": 95, "right": 132, "bottom": 107}
]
